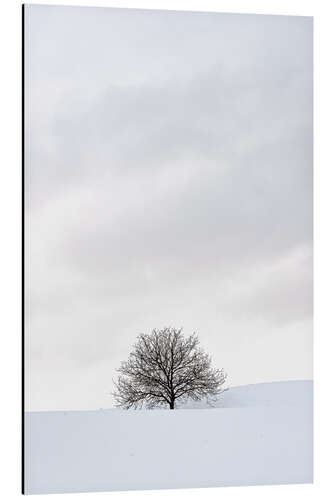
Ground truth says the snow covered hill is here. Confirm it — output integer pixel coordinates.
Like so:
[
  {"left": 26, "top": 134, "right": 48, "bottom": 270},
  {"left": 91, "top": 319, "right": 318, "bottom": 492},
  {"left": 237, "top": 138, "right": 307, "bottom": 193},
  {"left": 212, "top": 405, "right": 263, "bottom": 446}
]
[
  {"left": 178, "top": 380, "right": 313, "bottom": 409},
  {"left": 24, "top": 380, "right": 313, "bottom": 494}
]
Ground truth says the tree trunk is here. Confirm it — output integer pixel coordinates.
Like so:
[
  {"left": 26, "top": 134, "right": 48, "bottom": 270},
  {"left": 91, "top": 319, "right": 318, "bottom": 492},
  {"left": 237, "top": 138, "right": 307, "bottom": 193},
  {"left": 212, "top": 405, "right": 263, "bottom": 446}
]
[{"left": 170, "top": 400, "right": 175, "bottom": 409}]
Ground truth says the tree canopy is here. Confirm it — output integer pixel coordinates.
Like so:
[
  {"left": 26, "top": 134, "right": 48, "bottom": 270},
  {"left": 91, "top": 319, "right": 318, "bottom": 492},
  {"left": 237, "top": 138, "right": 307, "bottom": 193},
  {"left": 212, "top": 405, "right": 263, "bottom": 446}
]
[{"left": 112, "top": 327, "right": 226, "bottom": 409}]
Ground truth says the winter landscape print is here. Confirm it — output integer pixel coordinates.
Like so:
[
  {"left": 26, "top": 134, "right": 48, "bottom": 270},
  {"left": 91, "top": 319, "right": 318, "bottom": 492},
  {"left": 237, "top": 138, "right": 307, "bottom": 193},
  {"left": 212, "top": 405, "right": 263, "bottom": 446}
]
[{"left": 23, "top": 5, "right": 313, "bottom": 495}]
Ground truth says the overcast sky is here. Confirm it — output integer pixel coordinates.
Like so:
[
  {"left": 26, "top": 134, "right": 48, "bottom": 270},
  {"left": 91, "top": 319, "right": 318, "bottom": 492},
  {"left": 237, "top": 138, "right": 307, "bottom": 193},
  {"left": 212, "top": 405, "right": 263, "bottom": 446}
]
[{"left": 24, "top": 5, "right": 313, "bottom": 411}]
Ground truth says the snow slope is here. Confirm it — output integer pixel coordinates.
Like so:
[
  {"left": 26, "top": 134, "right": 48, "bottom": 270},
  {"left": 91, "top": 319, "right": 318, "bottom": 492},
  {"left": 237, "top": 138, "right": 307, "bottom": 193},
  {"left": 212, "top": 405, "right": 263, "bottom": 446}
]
[
  {"left": 24, "top": 380, "right": 313, "bottom": 494},
  {"left": 178, "top": 380, "right": 312, "bottom": 409}
]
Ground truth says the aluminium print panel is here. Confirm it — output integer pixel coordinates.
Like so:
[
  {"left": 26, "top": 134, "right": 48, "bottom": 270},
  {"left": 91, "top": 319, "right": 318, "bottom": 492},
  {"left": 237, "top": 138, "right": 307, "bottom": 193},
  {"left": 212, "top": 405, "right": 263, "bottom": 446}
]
[{"left": 23, "top": 4, "right": 313, "bottom": 494}]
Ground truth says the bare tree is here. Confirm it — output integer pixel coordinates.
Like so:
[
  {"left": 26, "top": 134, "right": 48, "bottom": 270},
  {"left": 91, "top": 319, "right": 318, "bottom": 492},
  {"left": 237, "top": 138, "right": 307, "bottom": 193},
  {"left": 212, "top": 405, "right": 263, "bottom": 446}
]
[{"left": 112, "top": 327, "right": 226, "bottom": 410}]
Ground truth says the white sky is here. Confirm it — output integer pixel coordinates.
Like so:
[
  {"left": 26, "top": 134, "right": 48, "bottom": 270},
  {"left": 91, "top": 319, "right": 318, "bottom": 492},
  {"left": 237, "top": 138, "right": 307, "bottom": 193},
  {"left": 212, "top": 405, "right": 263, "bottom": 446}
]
[{"left": 24, "top": 5, "right": 313, "bottom": 411}]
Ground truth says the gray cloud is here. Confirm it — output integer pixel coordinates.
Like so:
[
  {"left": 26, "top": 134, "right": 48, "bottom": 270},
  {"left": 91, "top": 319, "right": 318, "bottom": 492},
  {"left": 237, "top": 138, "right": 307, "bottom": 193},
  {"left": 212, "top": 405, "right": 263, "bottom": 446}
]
[{"left": 25, "top": 5, "right": 312, "bottom": 411}]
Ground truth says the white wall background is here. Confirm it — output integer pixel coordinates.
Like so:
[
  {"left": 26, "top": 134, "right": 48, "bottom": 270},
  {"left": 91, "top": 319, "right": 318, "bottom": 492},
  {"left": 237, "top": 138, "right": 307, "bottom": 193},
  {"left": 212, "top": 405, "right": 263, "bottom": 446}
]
[{"left": 0, "top": 0, "right": 332, "bottom": 499}]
